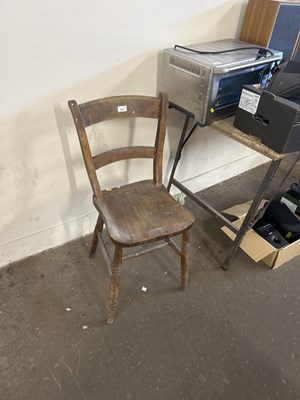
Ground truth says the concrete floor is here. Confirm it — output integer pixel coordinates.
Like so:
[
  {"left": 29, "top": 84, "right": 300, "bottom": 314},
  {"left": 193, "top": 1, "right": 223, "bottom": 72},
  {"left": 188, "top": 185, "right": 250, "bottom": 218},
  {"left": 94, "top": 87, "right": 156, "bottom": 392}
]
[{"left": 1, "top": 153, "right": 300, "bottom": 400}]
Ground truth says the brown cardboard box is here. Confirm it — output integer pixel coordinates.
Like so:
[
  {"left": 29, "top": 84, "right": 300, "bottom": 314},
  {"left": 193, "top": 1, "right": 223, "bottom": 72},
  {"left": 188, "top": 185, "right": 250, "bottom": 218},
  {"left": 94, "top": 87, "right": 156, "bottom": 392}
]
[{"left": 221, "top": 200, "right": 300, "bottom": 269}]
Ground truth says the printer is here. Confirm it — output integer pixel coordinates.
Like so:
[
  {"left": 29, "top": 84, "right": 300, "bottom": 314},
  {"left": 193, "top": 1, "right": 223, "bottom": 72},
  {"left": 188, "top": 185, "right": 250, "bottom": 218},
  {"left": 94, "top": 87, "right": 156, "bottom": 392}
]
[{"left": 234, "top": 60, "right": 300, "bottom": 154}]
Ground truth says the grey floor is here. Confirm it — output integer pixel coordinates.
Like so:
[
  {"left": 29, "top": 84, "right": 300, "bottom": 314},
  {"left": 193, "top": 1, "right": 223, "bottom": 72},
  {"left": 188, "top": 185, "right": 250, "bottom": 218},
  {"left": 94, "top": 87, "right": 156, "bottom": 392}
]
[{"left": 1, "top": 153, "right": 300, "bottom": 400}]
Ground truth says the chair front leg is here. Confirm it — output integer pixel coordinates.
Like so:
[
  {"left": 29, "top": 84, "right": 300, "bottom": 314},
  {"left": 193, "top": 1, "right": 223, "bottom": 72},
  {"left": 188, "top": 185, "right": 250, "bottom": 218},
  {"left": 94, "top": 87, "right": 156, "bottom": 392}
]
[
  {"left": 181, "top": 229, "right": 190, "bottom": 290},
  {"left": 89, "top": 214, "right": 104, "bottom": 258},
  {"left": 107, "top": 245, "right": 123, "bottom": 324}
]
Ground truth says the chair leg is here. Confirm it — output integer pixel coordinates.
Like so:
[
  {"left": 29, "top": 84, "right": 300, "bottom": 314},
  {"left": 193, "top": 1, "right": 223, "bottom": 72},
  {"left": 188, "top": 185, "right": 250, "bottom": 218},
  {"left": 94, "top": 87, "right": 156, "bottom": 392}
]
[
  {"left": 89, "top": 214, "right": 104, "bottom": 258},
  {"left": 181, "top": 229, "right": 190, "bottom": 290},
  {"left": 107, "top": 246, "right": 123, "bottom": 324}
]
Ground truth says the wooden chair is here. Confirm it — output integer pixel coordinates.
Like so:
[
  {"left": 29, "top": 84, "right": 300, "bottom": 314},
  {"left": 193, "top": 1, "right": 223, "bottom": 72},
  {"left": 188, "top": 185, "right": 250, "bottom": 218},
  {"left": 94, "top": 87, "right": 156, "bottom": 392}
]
[{"left": 68, "top": 92, "right": 195, "bottom": 324}]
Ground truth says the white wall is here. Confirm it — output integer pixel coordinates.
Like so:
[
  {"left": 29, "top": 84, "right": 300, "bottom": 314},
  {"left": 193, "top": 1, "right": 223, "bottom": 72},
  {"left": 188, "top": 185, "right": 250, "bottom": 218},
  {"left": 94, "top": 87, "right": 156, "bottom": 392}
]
[{"left": 0, "top": 0, "right": 267, "bottom": 267}]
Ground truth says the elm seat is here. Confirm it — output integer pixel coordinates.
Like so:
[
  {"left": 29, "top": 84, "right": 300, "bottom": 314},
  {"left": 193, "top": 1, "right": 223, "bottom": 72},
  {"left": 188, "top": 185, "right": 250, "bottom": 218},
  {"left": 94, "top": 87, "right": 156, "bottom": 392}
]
[
  {"left": 95, "top": 180, "right": 194, "bottom": 246},
  {"left": 68, "top": 92, "right": 195, "bottom": 324}
]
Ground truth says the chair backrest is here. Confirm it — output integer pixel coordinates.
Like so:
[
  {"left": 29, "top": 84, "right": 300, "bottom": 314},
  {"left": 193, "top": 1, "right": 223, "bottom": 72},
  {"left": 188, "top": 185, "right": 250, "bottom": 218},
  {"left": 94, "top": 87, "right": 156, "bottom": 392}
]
[{"left": 68, "top": 92, "right": 168, "bottom": 201}]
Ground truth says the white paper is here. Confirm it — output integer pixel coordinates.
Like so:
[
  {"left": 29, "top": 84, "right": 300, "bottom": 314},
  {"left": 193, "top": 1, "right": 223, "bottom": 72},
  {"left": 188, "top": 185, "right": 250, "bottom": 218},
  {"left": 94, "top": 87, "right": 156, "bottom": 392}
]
[
  {"left": 238, "top": 89, "right": 261, "bottom": 115},
  {"left": 281, "top": 197, "right": 297, "bottom": 214},
  {"left": 117, "top": 105, "right": 127, "bottom": 113}
]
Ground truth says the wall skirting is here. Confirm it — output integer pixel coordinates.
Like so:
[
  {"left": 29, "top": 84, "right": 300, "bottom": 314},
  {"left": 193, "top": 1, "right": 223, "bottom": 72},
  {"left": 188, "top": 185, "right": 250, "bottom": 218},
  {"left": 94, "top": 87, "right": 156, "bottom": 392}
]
[
  {"left": 0, "top": 211, "right": 98, "bottom": 269},
  {"left": 0, "top": 152, "right": 268, "bottom": 269},
  {"left": 169, "top": 152, "right": 268, "bottom": 195}
]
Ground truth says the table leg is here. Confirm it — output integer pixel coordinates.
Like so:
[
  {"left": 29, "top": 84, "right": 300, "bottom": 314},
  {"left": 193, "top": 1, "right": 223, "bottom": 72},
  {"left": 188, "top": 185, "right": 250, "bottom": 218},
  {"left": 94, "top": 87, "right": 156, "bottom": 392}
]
[
  {"left": 167, "top": 115, "right": 191, "bottom": 191},
  {"left": 221, "top": 158, "right": 282, "bottom": 270}
]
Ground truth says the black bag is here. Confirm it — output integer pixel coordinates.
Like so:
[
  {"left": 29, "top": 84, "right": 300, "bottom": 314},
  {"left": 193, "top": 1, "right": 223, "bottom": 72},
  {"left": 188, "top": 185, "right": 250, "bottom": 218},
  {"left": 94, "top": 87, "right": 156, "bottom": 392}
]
[{"left": 264, "top": 200, "right": 300, "bottom": 243}]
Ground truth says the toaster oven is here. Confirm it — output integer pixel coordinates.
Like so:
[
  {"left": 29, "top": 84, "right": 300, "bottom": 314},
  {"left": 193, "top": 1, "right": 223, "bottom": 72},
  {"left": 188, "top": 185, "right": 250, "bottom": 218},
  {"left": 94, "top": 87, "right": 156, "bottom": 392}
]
[{"left": 158, "top": 38, "right": 283, "bottom": 126}]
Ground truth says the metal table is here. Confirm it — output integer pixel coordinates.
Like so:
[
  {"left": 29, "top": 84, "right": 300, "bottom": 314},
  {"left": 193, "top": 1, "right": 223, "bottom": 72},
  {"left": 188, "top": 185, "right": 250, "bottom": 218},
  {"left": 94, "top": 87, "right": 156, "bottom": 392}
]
[{"left": 167, "top": 103, "right": 300, "bottom": 270}]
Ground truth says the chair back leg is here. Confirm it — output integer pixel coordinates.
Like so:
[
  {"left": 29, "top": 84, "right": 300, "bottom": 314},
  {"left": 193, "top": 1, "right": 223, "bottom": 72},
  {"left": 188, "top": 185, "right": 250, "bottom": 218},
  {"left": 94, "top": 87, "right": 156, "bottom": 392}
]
[
  {"left": 181, "top": 229, "right": 190, "bottom": 290},
  {"left": 107, "top": 245, "right": 123, "bottom": 324},
  {"left": 89, "top": 215, "right": 104, "bottom": 258}
]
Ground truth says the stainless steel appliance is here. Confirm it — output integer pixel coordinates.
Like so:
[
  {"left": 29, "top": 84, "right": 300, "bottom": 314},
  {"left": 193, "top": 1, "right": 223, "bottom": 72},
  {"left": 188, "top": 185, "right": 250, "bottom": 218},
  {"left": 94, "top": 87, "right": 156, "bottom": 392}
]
[{"left": 158, "top": 38, "right": 283, "bottom": 125}]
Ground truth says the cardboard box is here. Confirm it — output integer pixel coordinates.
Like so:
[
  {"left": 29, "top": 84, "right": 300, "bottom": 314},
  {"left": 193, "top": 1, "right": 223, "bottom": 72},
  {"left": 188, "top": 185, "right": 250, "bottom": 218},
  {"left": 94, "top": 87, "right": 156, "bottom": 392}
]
[
  {"left": 234, "top": 85, "right": 300, "bottom": 154},
  {"left": 221, "top": 200, "right": 300, "bottom": 269}
]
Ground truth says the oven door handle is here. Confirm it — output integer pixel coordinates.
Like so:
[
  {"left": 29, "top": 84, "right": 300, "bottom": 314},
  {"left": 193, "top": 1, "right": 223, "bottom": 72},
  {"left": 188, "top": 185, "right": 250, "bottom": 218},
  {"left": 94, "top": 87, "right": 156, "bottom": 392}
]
[{"left": 214, "top": 56, "right": 281, "bottom": 74}]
